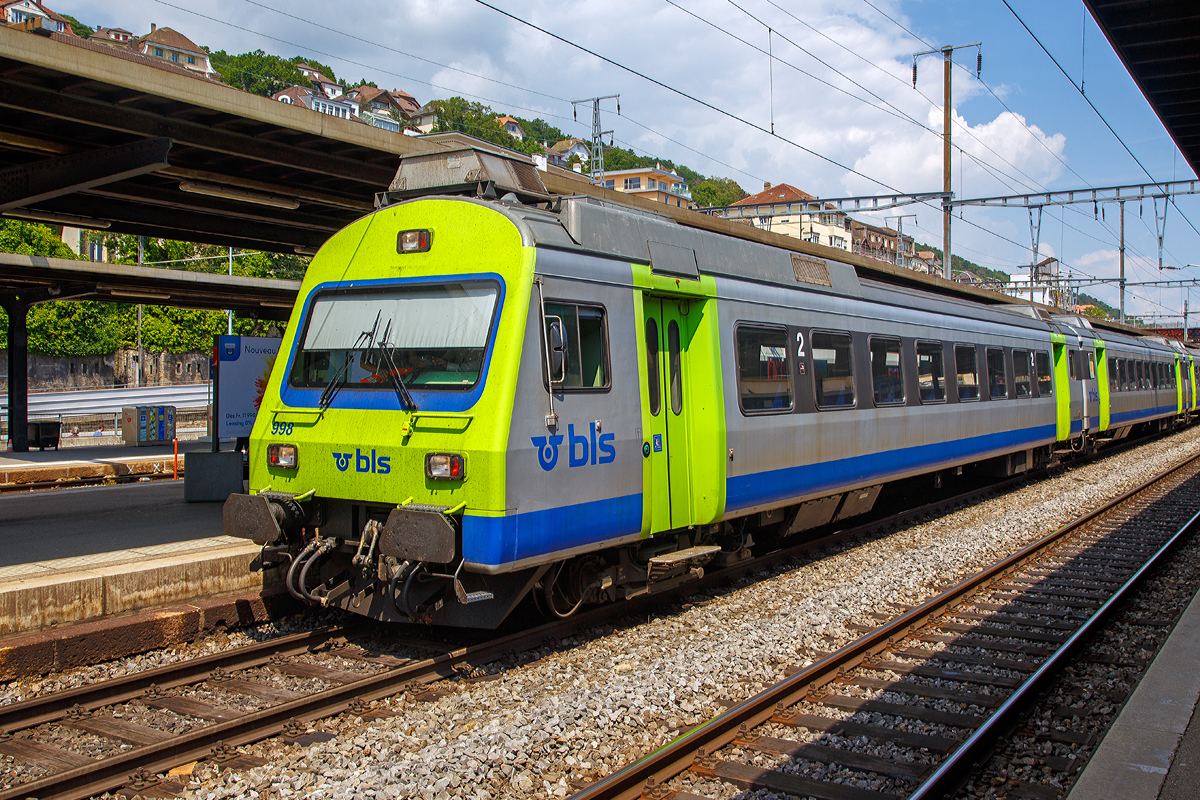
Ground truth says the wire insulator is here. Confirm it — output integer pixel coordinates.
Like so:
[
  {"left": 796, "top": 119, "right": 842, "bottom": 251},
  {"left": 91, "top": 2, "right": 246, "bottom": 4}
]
[
  {"left": 977, "top": 50, "right": 982, "bottom": 77},
  {"left": 912, "top": 61, "right": 918, "bottom": 87}
]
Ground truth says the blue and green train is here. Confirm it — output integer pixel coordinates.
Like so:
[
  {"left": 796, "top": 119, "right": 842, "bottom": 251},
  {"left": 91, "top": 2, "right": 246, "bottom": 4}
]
[{"left": 223, "top": 147, "right": 1198, "bottom": 627}]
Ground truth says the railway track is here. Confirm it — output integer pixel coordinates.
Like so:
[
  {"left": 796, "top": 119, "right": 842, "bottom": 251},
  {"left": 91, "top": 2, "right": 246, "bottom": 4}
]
[
  {"left": 0, "top": 434, "right": 1194, "bottom": 800},
  {"left": 569, "top": 452, "right": 1200, "bottom": 800}
]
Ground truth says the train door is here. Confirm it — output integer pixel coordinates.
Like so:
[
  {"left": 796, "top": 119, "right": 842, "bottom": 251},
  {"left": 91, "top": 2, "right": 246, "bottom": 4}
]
[
  {"left": 1095, "top": 340, "right": 1109, "bottom": 432},
  {"left": 1052, "top": 336, "right": 1072, "bottom": 441},
  {"left": 642, "top": 296, "right": 693, "bottom": 531}
]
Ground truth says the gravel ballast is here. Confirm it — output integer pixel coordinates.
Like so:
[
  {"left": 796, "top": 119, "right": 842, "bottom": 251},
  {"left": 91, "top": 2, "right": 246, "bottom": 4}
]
[{"left": 7, "top": 429, "right": 1200, "bottom": 800}]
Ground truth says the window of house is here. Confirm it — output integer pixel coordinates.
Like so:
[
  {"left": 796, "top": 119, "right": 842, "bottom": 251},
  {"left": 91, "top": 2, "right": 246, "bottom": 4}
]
[
  {"left": 916, "top": 341, "right": 946, "bottom": 403},
  {"left": 807, "top": 232, "right": 821, "bottom": 245},
  {"left": 812, "top": 331, "right": 855, "bottom": 409},
  {"left": 1014, "top": 350, "right": 1032, "bottom": 397},
  {"left": 647, "top": 179, "right": 658, "bottom": 190},
  {"left": 623, "top": 178, "right": 641, "bottom": 190},
  {"left": 154, "top": 48, "right": 164, "bottom": 57},
  {"left": 987, "top": 347, "right": 1007, "bottom": 399},
  {"left": 544, "top": 301, "right": 609, "bottom": 389},
  {"left": 170, "top": 52, "right": 179, "bottom": 62},
  {"left": 603, "top": 180, "right": 614, "bottom": 189},
  {"left": 831, "top": 236, "right": 845, "bottom": 248},
  {"left": 956, "top": 345, "right": 980, "bottom": 401},
  {"left": 187, "top": 55, "right": 196, "bottom": 64},
  {"left": 870, "top": 336, "right": 904, "bottom": 406},
  {"left": 1035, "top": 350, "right": 1052, "bottom": 396},
  {"left": 736, "top": 326, "right": 792, "bottom": 413}
]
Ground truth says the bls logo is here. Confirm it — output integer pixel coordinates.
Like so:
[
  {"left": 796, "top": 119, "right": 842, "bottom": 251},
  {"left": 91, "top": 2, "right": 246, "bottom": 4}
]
[
  {"left": 531, "top": 423, "right": 615, "bottom": 472},
  {"left": 332, "top": 448, "right": 391, "bottom": 474}
]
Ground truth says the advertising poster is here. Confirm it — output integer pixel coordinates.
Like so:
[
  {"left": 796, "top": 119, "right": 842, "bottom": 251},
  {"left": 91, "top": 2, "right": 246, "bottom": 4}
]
[{"left": 216, "top": 335, "right": 282, "bottom": 437}]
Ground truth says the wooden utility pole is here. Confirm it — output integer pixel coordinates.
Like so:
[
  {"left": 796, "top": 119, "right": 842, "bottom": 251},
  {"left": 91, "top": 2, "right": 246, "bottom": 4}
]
[{"left": 914, "top": 42, "right": 981, "bottom": 281}]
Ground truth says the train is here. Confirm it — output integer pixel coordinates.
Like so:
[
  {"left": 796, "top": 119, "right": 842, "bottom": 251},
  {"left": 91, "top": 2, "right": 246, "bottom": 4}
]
[{"left": 222, "top": 145, "right": 1200, "bottom": 628}]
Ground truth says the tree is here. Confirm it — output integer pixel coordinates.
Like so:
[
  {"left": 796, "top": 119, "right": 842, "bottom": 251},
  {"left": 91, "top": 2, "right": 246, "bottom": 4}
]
[
  {"left": 515, "top": 117, "right": 567, "bottom": 146},
  {"left": 691, "top": 177, "right": 747, "bottom": 208},
  {"left": 60, "top": 14, "right": 93, "bottom": 39},
  {"left": 429, "top": 97, "right": 544, "bottom": 156},
  {"left": 0, "top": 219, "right": 78, "bottom": 259},
  {"left": 207, "top": 49, "right": 313, "bottom": 97}
]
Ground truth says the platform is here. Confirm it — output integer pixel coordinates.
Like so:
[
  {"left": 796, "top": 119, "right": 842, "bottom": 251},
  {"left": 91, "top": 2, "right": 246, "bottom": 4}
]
[
  {"left": 1066, "top": 585, "right": 1200, "bottom": 799},
  {"left": 0, "top": 438, "right": 213, "bottom": 488}
]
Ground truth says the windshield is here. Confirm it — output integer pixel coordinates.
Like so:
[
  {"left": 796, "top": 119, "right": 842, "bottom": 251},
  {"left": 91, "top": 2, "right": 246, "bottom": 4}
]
[{"left": 289, "top": 281, "right": 498, "bottom": 391}]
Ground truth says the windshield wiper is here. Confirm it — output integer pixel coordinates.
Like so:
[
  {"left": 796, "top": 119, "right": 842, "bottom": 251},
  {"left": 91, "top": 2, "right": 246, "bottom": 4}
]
[
  {"left": 318, "top": 312, "right": 381, "bottom": 411},
  {"left": 375, "top": 319, "right": 418, "bottom": 411}
]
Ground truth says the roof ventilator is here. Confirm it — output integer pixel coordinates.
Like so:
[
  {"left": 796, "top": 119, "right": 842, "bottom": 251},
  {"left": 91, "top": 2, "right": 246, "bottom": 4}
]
[{"left": 376, "top": 147, "right": 552, "bottom": 208}]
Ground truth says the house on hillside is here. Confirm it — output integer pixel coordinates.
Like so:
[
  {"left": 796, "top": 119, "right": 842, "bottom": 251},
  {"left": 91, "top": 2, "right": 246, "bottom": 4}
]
[
  {"left": 273, "top": 85, "right": 359, "bottom": 121},
  {"left": 344, "top": 86, "right": 415, "bottom": 132},
  {"left": 130, "top": 24, "right": 218, "bottom": 79},
  {"left": 547, "top": 138, "right": 591, "bottom": 168},
  {"left": 602, "top": 165, "right": 692, "bottom": 207},
  {"left": 496, "top": 116, "right": 525, "bottom": 141},
  {"left": 295, "top": 63, "right": 344, "bottom": 100},
  {"left": 2, "top": 0, "right": 71, "bottom": 33},
  {"left": 850, "top": 219, "right": 915, "bottom": 267},
  {"left": 713, "top": 183, "right": 851, "bottom": 251},
  {"left": 89, "top": 25, "right": 133, "bottom": 44}
]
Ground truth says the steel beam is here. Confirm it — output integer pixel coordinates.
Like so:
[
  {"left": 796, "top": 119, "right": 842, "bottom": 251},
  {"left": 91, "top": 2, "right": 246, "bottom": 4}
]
[
  {"left": 0, "top": 137, "right": 171, "bottom": 212},
  {"left": 0, "top": 294, "right": 28, "bottom": 452}
]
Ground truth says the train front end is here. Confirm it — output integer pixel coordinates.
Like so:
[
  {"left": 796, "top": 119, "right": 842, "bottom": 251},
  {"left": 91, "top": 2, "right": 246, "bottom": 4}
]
[{"left": 222, "top": 194, "right": 535, "bottom": 627}]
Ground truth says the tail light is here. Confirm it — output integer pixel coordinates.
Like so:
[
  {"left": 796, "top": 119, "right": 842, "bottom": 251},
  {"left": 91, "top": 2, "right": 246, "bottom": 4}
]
[{"left": 426, "top": 453, "right": 464, "bottom": 480}]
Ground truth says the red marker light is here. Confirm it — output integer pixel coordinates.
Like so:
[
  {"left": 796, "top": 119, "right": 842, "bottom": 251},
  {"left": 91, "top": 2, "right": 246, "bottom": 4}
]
[{"left": 397, "top": 229, "right": 432, "bottom": 253}]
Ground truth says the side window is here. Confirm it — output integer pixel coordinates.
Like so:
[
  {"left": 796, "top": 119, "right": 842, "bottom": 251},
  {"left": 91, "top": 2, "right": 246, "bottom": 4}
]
[
  {"left": 1014, "top": 350, "right": 1032, "bottom": 397},
  {"left": 1068, "top": 349, "right": 1077, "bottom": 380},
  {"left": 1118, "top": 358, "right": 1127, "bottom": 391},
  {"left": 869, "top": 336, "right": 904, "bottom": 406},
  {"left": 668, "top": 321, "right": 682, "bottom": 415},
  {"left": 956, "top": 344, "right": 979, "bottom": 401},
  {"left": 1087, "top": 351, "right": 1096, "bottom": 380},
  {"left": 1035, "top": 350, "right": 1053, "bottom": 396},
  {"left": 1108, "top": 356, "right": 1117, "bottom": 392},
  {"left": 1137, "top": 361, "right": 1145, "bottom": 389},
  {"left": 916, "top": 341, "right": 946, "bottom": 403},
  {"left": 986, "top": 347, "right": 1008, "bottom": 399},
  {"left": 812, "top": 331, "right": 856, "bottom": 409},
  {"left": 645, "top": 318, "right": 660, "bottom": 416},
  {"left": 736, "top": 325, "right": 792, "bottom": 414},
  {"left": 545, "top": 302, "right": 609, "bottom": 389}
]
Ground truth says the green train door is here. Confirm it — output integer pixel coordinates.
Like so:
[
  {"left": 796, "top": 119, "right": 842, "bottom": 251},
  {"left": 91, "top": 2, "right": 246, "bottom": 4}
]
[
  {"left": 642, "top": 296, "right": 694, "bottom": 531},
  {"left": 1095, "top": 339, "right": 1109, "bottom": 431}
]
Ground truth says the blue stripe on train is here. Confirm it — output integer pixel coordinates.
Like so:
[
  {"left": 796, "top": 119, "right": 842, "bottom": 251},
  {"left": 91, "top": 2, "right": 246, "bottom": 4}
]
[
  {"left": 726, "top": 424, "right": 1057, "bottom": 513},
  {"left": 463, "top": 493, "right": 643, "bottom": 567},
  {"left": 1110, "top": 404, "right": 1177, "bottom": 425}
]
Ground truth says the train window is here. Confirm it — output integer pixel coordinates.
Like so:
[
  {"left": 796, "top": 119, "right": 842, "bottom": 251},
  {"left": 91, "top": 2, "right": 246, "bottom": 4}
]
[
  {"left": 1086, "top": 351, "right": 1096, "bottom": 380},
  {"left": 955, "top": 345, "right": 979, "bottom": 401},
  {"left": 869, "top": 337, "right": 904, "bottom": 406},
  {"left": 1068, "top": 350, "right": 1077, "bottom": 380},
  {"left": 1136, "top": 361, "right": 1144, "bottom": 389},
  {"left": 735, "top": 325, "right": 792, "bottom": 414},
  {"left": 812, "top": 331, "right": 856, "bottom": 409},
  {"left": 1014, "top": 350, "right": 1032, "bottom": 397},
  {"left": 1117, "top": 359, "right": 1126, "bottom": 391},
  {"left": 986, "top": 347, "right": 1008, "bottom": 399},
  {"left": 545, "top": 302, "right": 609, "bottom": 389},
  {"left": 668, "top": 320, "right": 683, "bottom": 415},
  {"left": 916, "top": 341, "right": 946, "bottom": 403},
  {"left": 1035, "top": 351, "right": 1052, "bottom": 396},
  {"left": 1108, "top": 357, "right": 1117, "bottom": 392},
  {"left": 645, "top": 318, "right": 660, "bottom": 416}
]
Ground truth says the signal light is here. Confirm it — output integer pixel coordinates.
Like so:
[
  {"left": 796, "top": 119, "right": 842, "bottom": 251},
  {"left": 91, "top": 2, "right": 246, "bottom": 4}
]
[
  {"left": 397, "top": 229, "right": 432, "bottom": 253},
  {"left": 426, "top": 452, "right": 464, "bottom": 481},
  {"left": 267, "top": 443, "right": 298, "bottom": 469}
]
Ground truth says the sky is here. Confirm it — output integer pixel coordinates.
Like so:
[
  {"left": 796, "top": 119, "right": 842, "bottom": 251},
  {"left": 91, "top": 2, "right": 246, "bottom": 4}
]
[{"left": 53, "top": 0, "right": 1200, "bottom": 324}]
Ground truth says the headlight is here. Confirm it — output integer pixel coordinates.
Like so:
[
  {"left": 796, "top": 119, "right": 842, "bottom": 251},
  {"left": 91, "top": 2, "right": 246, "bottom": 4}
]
[
  {"left": 425, "top": 452, "right": 464, "bottom": 480},
  {"left": 267, "top": 443, "right": 298, "bottom": 469},
  {"left": 397, "top": 229, "right": 432, "bottom": 253}
]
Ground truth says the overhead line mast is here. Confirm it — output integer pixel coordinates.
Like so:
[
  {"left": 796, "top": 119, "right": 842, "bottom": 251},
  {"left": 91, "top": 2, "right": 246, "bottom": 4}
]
[
  {"left": 914, "top": 42, "right": 982, "bottom": 280},
  {"left": 571, "top": 95, "right": 619, "bottom": 185}
]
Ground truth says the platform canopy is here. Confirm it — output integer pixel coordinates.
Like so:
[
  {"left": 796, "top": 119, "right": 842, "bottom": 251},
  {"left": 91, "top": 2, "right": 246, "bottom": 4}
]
[
  {"left": 1085, "top": 1, "right": 1200, "bottom": 178},
  {"left": 0, "top": 26, "right": 443, "bottom": 253}
]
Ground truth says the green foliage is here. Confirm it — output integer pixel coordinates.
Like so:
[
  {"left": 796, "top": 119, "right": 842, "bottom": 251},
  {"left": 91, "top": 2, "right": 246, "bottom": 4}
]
[
  {"left": 514, "top": 117, "right": 568, "bottom": 146},
  {"left": 0, "top": 223, "right": 303, "bottom": 354},
  {"left": 292, "top": 57, "right": 337, "bottom": 83},
  {"left": 60, "top": 14, "right": 93, "bottom": 39},
  {"left": 691, "top": 177, "right": 747, "bottom": 208},
  {"left": 429, "top": 98, "right": 544, "bottom": 156},
  {"left": 208, "top": 49, "right": 313, "bottom": 97},
  {"left": 1077, "top": 293, "right": 1118, "bottom": 320},
  {"left": 0, "top": 219, "right": 78, "bottom": 259},
  {"left": 347, "top": 78, "right": 378, "bottom": 89}
]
